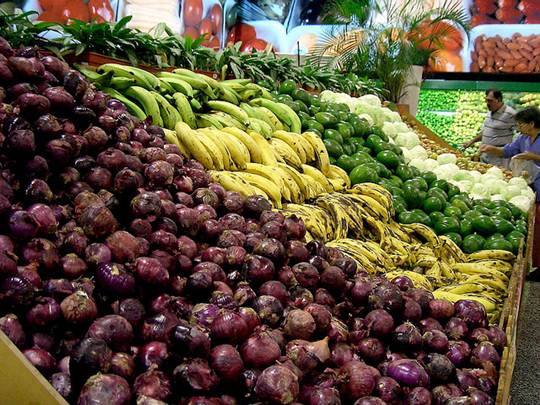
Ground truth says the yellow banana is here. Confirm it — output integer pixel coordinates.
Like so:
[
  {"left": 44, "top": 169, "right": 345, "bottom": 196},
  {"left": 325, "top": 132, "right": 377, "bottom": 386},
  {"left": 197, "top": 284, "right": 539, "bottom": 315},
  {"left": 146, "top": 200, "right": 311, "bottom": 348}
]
[{"left": 175, "top": 122, "right": 213, "bottom": 169}]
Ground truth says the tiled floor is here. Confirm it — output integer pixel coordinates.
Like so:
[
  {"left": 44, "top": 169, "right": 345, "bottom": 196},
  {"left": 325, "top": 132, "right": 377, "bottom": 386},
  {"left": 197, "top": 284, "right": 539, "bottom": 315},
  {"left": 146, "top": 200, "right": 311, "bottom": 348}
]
[{"left": 510, "top": 282, "right": 540, "bottom": 404}]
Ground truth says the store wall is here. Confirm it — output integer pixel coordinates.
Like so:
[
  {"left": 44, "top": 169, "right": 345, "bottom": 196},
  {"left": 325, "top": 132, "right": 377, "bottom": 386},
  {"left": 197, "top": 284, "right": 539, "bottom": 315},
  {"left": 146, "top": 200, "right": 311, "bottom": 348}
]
[{"left": 12, "top": 0, "right": 540, "bottom": 74}]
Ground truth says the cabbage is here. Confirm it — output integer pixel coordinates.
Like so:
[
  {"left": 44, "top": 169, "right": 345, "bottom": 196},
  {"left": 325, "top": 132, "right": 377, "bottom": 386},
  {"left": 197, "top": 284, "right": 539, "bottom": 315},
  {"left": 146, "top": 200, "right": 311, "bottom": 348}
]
[
  {"left": 490, "top": 194, "right": 504, "bottom": 201},
  {"left": 453, "top": 170, "right": 473, "bottom": 182},
  {"left": 434, "top": 163, "right": 460, "bottom": 180},
  {"left": 409, "top": 159, "right": 426, "bottom": 171},
  {"left": 503, "top": 185, "right": 523, "bottom": 200},
  {"left": 469, "top": 170, "right": 483, "bottom": 182},
  {"left": 424, "top": 159, "right": 439, "bottom": 171},
  {"left": 395, "top": 122, "right": 409, "bottom": 133},
  {"left": 395, "top": 132, "right": 420, "bottom": 148},
  {"left": 409, "top": 145, "right": 428, "bottom": 161},
  {"left": 449, "top": 179, "right": 473, "bottom": 192},
  {"left": 521, "top": 187, "right": 536, "bottom": 200},
  {"left": 509, "top": 195, "right": 533, "bottom": 212},
  {"left": 470, "top": 183, "right": 489, "bottom": 197},
  {"left": 508, "top": 177, "right": 529, "bottom": 189},
  {"left": 382, "top": 122, "right": 398, "bottom": 138},
  {"left": 487, "top": 179, "right": 508, "bottom": 195},
  {"left": 358, "top": 94, "right": 382, "bottom": 107},
  {"left": 383, "top": 109, "right": 401, "bottom": 122},
  {"left": 437, "top": 153, "right": 457, "bottom": 165},
  {"left": 401, "top": 147, "right": 412, "bottom": 163},
  {"left": 486, "top": 166, "right": 504, "bottom": 179}
]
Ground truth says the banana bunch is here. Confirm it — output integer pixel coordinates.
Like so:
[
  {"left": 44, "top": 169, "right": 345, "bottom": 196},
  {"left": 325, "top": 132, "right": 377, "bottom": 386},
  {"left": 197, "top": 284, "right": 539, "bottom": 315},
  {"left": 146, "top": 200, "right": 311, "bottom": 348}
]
[
  {"left": 326, "top": 239, "right": 395, "bottom": 274},
  {"left": 385, "top": 270, "right": 434, "bottom": 291}
]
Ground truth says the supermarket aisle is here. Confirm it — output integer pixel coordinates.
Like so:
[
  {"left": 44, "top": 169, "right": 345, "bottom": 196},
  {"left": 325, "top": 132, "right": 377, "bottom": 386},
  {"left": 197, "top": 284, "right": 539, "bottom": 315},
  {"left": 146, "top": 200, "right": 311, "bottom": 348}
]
[{"left": 510, "top": 281, "right": 540, "bottom": 404}]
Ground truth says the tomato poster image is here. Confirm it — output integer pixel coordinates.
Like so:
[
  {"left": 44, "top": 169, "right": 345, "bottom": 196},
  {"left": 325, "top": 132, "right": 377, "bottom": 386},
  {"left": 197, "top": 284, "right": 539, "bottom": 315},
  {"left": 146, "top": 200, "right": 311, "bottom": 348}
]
[
  {"left": 21, "top": 0, "right": 118, "bottom": 23},
  {"left": 11, "top": 0, "right": 540, "bottom": 74}
]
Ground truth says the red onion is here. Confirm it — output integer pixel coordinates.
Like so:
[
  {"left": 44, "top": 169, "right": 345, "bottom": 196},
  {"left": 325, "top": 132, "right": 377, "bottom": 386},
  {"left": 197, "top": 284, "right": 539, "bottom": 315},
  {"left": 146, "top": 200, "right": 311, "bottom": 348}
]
[
  {"left": 61, "top": 253, "right": 87, "bottom": 279},
  {"left": 78, "top": 204, "right": 118, "bottom": 239},
  {"left": 258, "top": 281, "right": 288, "bottom": 306},
  {"left": 0, "top": 235, "right": 15, "bottom": 254},
  {"left": 85, "top": 243, "right": 111, "bottom": 267},
  {"left": 419, "top": 317, "right": 444, "bottom": 333},
  {"left": 284, "top": 216, "right": 306, "bottom": 240},
  {"left": 9, "top": 210, "right": 39, "bottom": 239},
  {"left": 487, "top": 325, "right": 506, "bottom": 351},
  {"left": 77, "top": 374, "right": 131, "bottom": 405},
  {"left": 171, "top": 323, "right": 211, "bottom": 357},
  {"left": 340, "top": 360, "right": 378, "bottom": 400},
  {"left": 392, "top": 275, "right": 414, "bottom": 291},
  {"left": 406, "top": 387, "right": 432, "bottom": 404},
  {"left": 27, "top": 204, "right": 57, "bottom": 235},
  {"left": 60, "top": 291, "right": 97, "bottom": 324},
  {"left": 70, "top": 338, "right": 113, "bottom": 387},
  {"left": 254, "top": 295, "right": 284, "bottom": 327},
  {"left": 403, "top": 288, "right": 434, "bottom": 312},
  {"left": 191, "top": 303, "right": 220, "bottom": 328},
  {"left": 454, "top": 300, "right": 488, "bottom": 329},
  {"left": 353, "top": 397, "right": 385, "bottom": 405},
  {"left": 304, "top": 303, "right": 332, "bottom": 332},
  {"left": 87, "top": 315, "right": 133, "bottom": 351},
  {"left": 23, "top": 347, "right": 56, "bottom": 376},
  {"left": 320, "top": 266, "right": 346, "bottom": 292},
  {"left": 402, "top": 297, "right": 422, "bottom": 321},
  {"left": 429, "top": 299, "right": 455, "bottom": 319},
  {"left": 387, "top": 359, "right": 429, "bottom": 387},
  {"left": 447, "top": 341, "right": 472, "bottom": 366},
  {"left": 26, "top": 296, "right": 61, "bottom": 327},
  {"left": 446, "top": 317, "right": 469, "bottom": 340},
  {"left": 356, "top": 337, "right": 385, "bottom": 364},
  {"left": 261, "top": 220, "right": 287, "bottom": 242},
  {"left": 292, "top": 262, "right": 320, "bottom": 289},
  {"left": 22, "top": 238, "right": 60, "bottom": 273},
  {"left": 331, "top": 343, "right": 356, "bottom": 367},
  {"left": 114, "top": 298, "right": 145, "bottom": 328},
  {"left": 134, "top": 257, "right": 169, "bottom": 286},
  {"left": 141, "top": 312, "right": 178, "bottom": 343},
  {"left": 244, "top": 255, "right": 275, "bottom": 285},
  {"left": 223, "top": 191, "right": 245, "bottom": 213},
  {"left": 426, "top": 353, "right": 455, "bottom": 382},
  {"left": 105, "top": 231, "right": 141, "bottom": 263},
  {"left": 173, "top": 358, "right": 219, "bottom": 393},
  {"left": 365, "top": 309, "right": 394, "bottom": 337},
  {"left": 177, "top": 235, "right": 198, "bottom": 259},
  {"left": 393, "top": 322, "right": 423, "bottom": 349},
  {"left": 284, "top": 309, "right": 316, "bottom": 340},
  {"left": 0, "top": 275, "right": 36, "bottom": 307},
  {"left": 0, "top": 251, "right": 17, "bottom": 277},
  {"left": 210, "top": 344, "right": 244, "bottom": 381},
  {"left": 350, "top": 278, "right": 373, "bottom": 305},
  {"left": 471, "top": 342, "right": 501, "bottom": 366},
  {"left": 0, "top": 314, "right": 26, "bottom": 348},
  {"left": 134, "top": 369, "right": 172, "bottom": 402},
  {"left": 51, "top": 372, "right": 72, "bottom": 399},
  {"left": 210, "top": 311, "right": 249, "bottom": 343},
  {"left": 139, "top": 341, "right": 169, "bottom": 369},
  {"left": 423, "top": 329, "right": 449, "bottom": 353},
  {"left": 431, "top": 384, "right": 463, "bottom": 404},
  {"left": 254, "top": 365, "right": 299, "bottom": 404},
  {"left": 254, "top": 238, "right": 286, "bottom": 264},
  {"left": 241, "top": 329, "right": 281, "bottom": 368},
  {"left": 95, "top": 263, "right": 135, "bottom": 296},
  {"left": 110, "top": 352, "right": 135, "bottom": 381},
  {"left": 369, "top": 284, "right": 403, "bottom": 313},
  {"left": 376, "top": 376, "right": 402, "bottom": 403}
]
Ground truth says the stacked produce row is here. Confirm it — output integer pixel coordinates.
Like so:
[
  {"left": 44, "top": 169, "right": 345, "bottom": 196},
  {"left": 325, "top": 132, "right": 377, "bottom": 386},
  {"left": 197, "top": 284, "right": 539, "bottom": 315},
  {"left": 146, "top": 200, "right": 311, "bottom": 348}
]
[{"left": 0, "top": 36, "right": 518, "bottom": 404}]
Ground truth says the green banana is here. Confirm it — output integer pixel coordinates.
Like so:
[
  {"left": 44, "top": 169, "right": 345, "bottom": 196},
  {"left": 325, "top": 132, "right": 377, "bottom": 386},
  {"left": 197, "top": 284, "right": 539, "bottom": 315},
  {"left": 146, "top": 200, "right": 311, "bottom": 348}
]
[
  {"left": 110, "top": 76, "right": 136, "bottom": 90},
  {"left": 190, "top": 98, "right": 203, "bottom": 111},
  {"left": 255, "top": 105, "right": 284, "bottom": 130},
  {"left": 218, "top": 84, "right": 240, "bottom": 104},
  {"left": 211, "top": 112, "right": 246, "bottom": 130},
  {"left": 157, "top": 72, "right": 210, "bottom": 92},
  {"left": 152, "top": 92, "right": 182, "bottom": 130},
  {"left": 207, "top": 100, "right": 249, "bottom": 124},
  {"left": 98, "top": 63, "right": 158, "bottom": 89},
  {"left": 157, "top": 79, "right": 175, "bottom": 94},
  {"left": 173, "top": 92, "right": 197, "bottom": 129},
  {"left": 76, "top": 65, "right": 113, "bottom": 86},
  {"left": 101, "top": 87, "right": 146, "bottom": 120},
  {"left": 158, "top": 77, "right": 194, "bottom": 97},
  {"left": 173, "top": 68, "right": 221, "bottom": 89},
  {"left": 125, "top": 86, "right": 163, "bottom": 126},
  {"left": 247, "top": 118, "right": 273, "bottom": 139},
  {"left": 196, "top": 114, "right": 224, "bottom": 129},
  {"left": 221, "top": 78, "right": 252, "bottom": 87},
  {"left": 250, "top": 98, "right": 301, "bottom": 133}
]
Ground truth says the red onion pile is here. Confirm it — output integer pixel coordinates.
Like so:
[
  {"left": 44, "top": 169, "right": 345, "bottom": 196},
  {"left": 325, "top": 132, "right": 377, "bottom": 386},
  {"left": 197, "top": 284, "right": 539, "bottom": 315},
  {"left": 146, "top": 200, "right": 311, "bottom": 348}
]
[{"left": 0, "top": 36, "right": 504, "bottom": 405}]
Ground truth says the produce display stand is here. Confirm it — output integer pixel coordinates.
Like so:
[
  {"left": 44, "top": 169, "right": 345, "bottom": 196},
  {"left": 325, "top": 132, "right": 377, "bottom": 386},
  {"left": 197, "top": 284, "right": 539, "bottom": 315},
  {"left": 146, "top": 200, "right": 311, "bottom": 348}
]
[
  {"left": 495, "top": 203, "right": 535, "bottom": 405},
  {"left": 0, "top": 331, "right": 68, "bottom": 405}
]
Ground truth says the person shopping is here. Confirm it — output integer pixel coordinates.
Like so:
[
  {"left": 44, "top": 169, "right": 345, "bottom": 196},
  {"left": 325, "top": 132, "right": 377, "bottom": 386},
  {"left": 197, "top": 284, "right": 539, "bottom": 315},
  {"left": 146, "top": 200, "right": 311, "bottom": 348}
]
[
  {"left": 463, "top": 89, "right": 516, "bottom": 168},
  {"left": 479, "top": 107, "right": 540, "bottom": 277}
]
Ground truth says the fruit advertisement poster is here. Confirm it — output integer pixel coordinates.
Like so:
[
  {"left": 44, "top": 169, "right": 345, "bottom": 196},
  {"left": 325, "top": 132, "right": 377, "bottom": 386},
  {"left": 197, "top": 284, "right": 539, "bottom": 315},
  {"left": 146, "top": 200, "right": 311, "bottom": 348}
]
[{"left": 8, "top": 0, "right": 540, "bottom": 74}]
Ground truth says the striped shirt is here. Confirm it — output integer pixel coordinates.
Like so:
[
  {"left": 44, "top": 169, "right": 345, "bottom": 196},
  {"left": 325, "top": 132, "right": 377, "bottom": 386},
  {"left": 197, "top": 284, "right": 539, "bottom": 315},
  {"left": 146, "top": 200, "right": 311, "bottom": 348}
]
[{"left": 481, "top": 104, "right": 516, "bottom": 146}]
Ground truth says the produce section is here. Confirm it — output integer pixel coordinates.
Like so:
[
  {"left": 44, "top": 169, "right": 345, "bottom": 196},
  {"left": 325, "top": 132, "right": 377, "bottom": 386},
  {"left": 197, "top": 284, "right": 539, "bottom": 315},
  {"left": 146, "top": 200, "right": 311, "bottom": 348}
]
[{"left": 0, "top": 10, "right": 536, "bottom": 405}]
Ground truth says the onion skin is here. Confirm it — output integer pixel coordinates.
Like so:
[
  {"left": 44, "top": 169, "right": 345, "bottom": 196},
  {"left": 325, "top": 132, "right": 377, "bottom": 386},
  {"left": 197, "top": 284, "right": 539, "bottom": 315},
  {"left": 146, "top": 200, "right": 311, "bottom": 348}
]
[
  {"left": 254, "top": 365, "right": 299, "bottom": 404},
  {"left": 210, "top": 344, "right": 244, "bottom": 381},
  {"left": 77, "top": 374, "right": 131, "bottom": 405}
]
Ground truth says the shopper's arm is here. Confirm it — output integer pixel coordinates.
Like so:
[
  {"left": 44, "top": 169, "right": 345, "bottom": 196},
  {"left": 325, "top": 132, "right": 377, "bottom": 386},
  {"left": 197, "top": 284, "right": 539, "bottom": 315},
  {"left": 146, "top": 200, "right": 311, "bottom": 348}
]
[
  {"left": 513, "top": 151, "right": 540, "bottom": 161},
  {"left": 463, "top": 132, "right": 483, "bottom": 149},
  {"left": 479, "top": 144, "right": 504, "bottom": 156}
]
